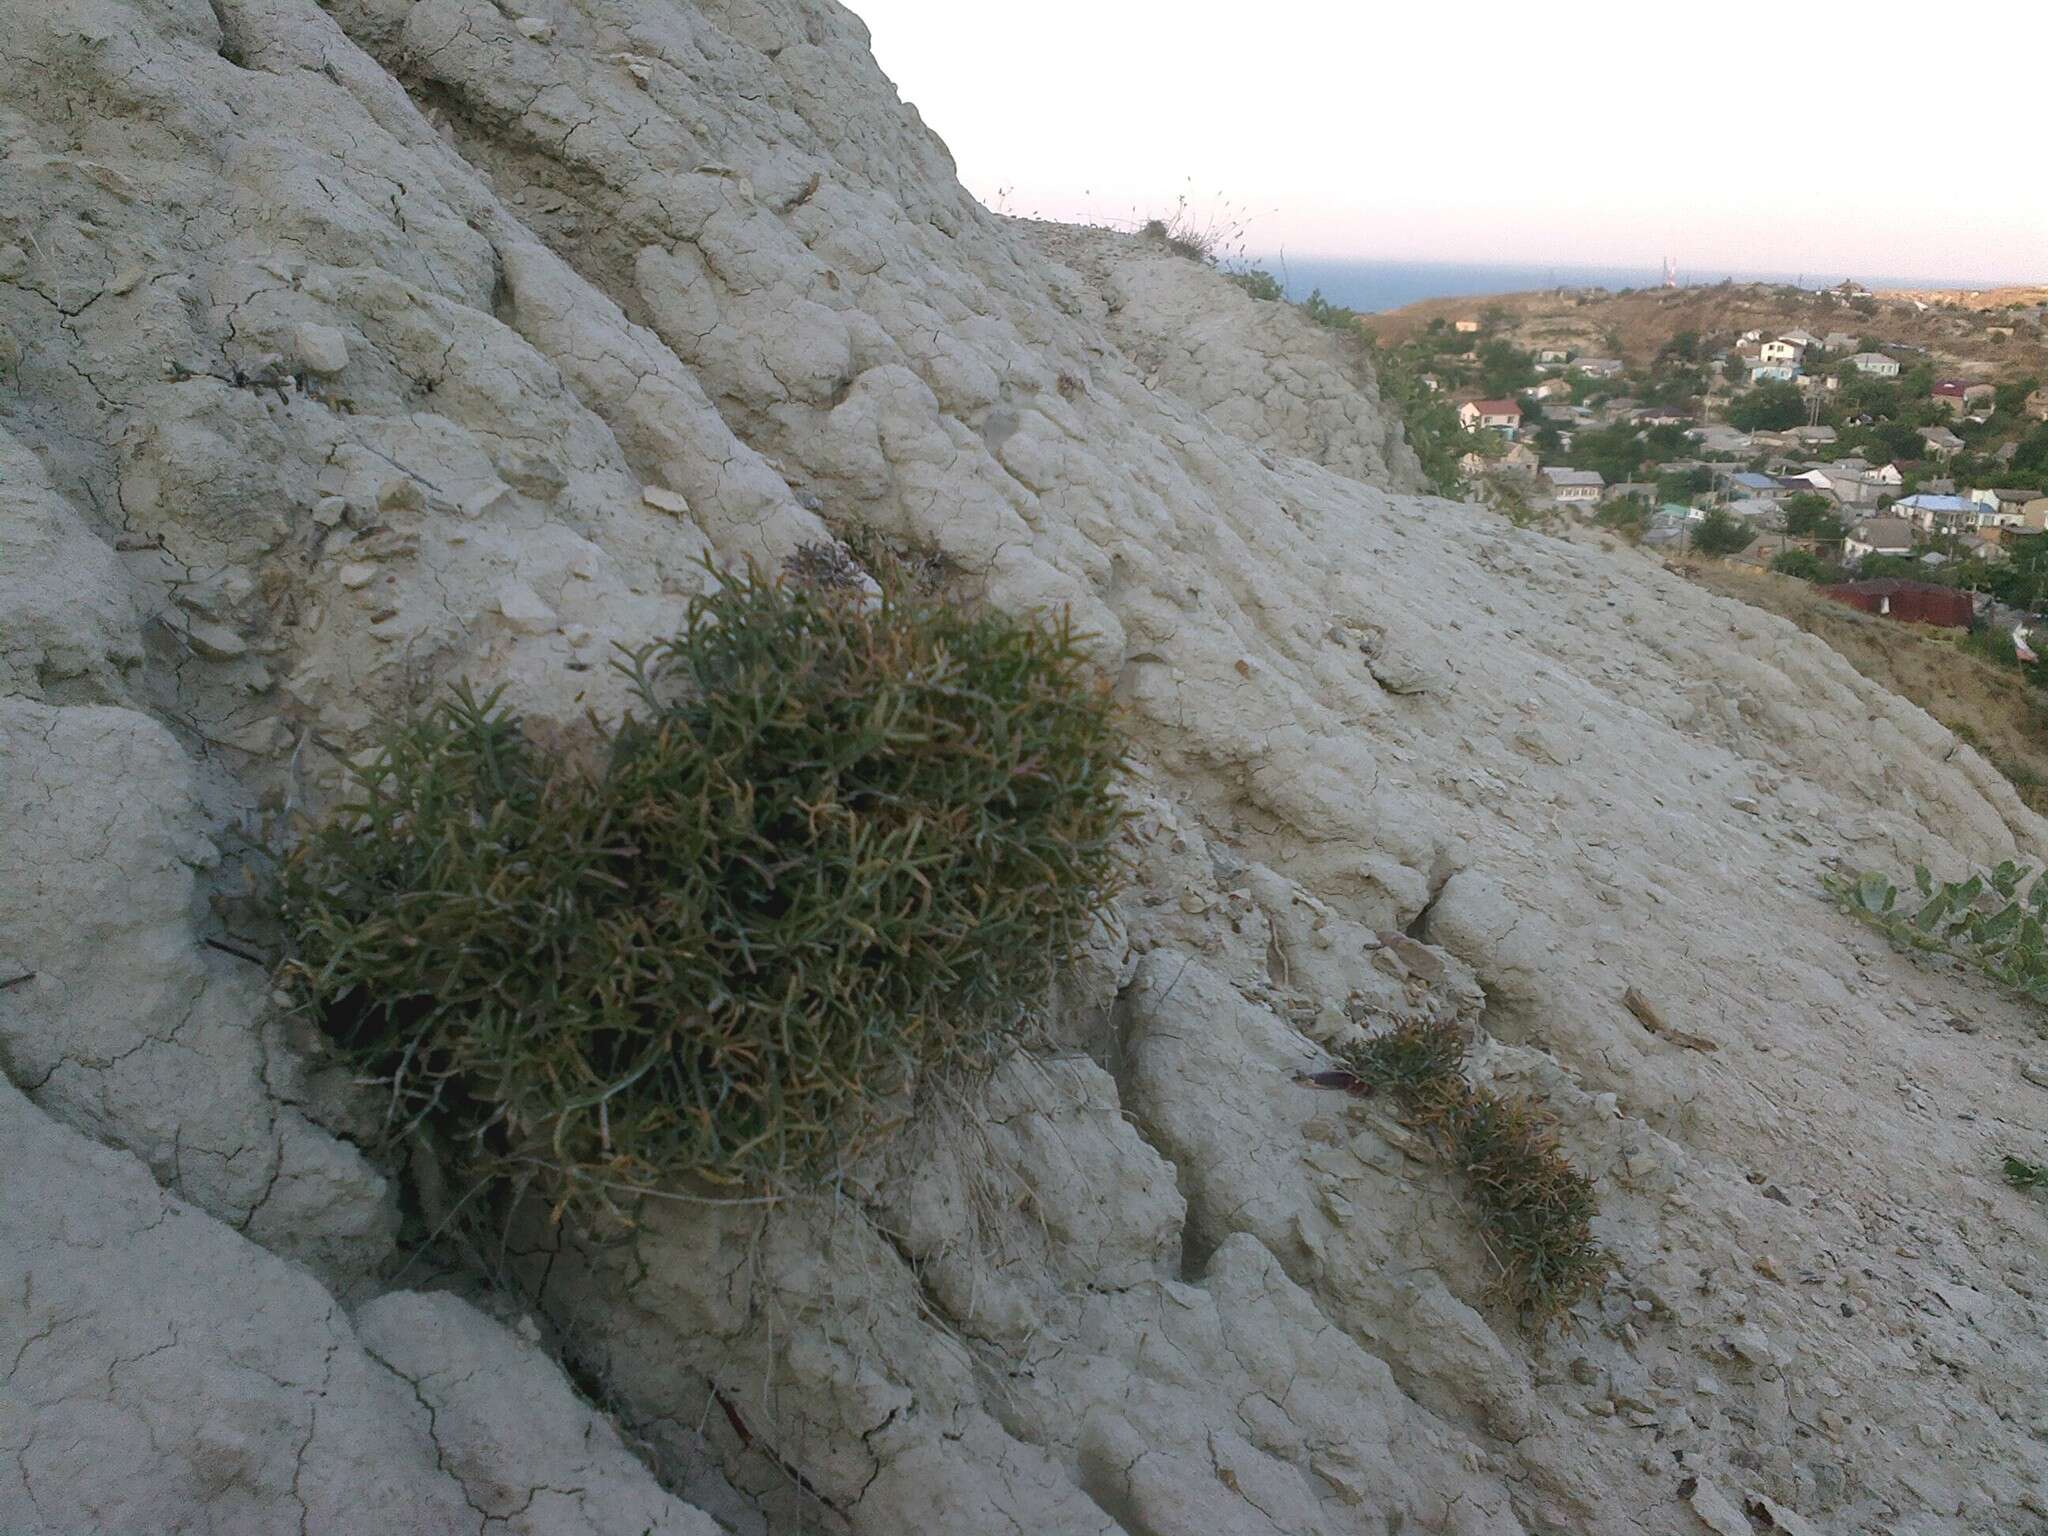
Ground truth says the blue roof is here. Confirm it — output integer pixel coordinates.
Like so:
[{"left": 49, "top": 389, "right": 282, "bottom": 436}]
[
  {"left": 1731, "top": 472, "right": 1778, "bottom": 491},
  {"left": 1895, "top": 494, "right": 1977, "bottom": 513}
]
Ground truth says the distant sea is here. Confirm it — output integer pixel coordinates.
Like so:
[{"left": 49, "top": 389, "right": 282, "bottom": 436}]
[{"left": 1258, "top": 257, "right": 2018, "bottom": 315}]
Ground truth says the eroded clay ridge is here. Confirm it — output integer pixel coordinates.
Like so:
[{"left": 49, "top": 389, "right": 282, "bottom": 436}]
[{"left": 3, "top": 1, "right": 2045, "bottom": 1532}]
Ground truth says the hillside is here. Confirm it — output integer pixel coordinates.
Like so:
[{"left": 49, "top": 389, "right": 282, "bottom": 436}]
[
  {"left": 5, "top": 4, "right": 2048, "bottom": 1535},
  {"left": 1685, "top": 563, "right": 2048, "bottom": 811},
  {"left": 1366, "top": 281, "right": 2047, "bottom": 382}
]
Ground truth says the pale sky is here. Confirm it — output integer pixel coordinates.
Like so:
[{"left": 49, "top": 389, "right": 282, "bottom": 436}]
[{"left": 848, "top": 0, "right": 2046, "bottom": 285}]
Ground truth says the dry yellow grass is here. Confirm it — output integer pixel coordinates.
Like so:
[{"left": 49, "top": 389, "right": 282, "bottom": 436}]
[{"left": 1687, "top": 564, "right": 2048, "bottom": 811}]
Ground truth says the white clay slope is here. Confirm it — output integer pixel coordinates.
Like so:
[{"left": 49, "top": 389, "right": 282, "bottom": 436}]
[{"left": 2, "top": 1, "right": 2046, "bottom": 1532}]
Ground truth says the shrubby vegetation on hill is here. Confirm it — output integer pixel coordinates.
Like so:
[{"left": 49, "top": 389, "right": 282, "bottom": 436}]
[{"left": 278, "top": 555, "right": 1130, "bottom": 1219}]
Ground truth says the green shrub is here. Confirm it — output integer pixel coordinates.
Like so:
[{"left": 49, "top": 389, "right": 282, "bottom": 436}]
[
  {"left": 1226, "top": 267, "right": 1284, "bottom": 303},
  {"left": 2005, "top": 1155, "right": 2048, "bottom": 1190},
  {"left": 280, "top": 558, "right": 1129, "bottom": 1218},
  {"left": 1823, "top": 861, "right": 2048, "bottom": 1005},
  {"left": 1332, "top": 1018, "right": 1609, "bottom": 1323}
]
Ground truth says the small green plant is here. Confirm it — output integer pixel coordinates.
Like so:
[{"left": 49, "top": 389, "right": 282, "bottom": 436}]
[
  {"left": 280, "top": 558, "right": 1129, "bottom": 1219},
  {"left": 1340, "top": 1014, "right": 1466, "bottom": 1096},
  {"left": 1225, "top": 267, "right": 1284, "bottom": 303},
  {"left": 2004, "top": 1155, "right": 2048, "bottom": 1190},
  {"left": 1327, "top": 1018, "right": 1609, "bottom": 1323},
  {"left": 1823, "top": 860, "right": 2048, "bottom": 1005}
]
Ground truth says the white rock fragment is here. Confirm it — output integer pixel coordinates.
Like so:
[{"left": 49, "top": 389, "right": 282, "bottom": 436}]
[
  {"left": 336, "top": 563, "right": 376, "bottom": 590},
  {"left": 461, "top": 479, "right": 514, "bottom": 519},
  {"left": 312, "top": 495, "right": 348, "bottom": 527},
  {"left": 181, "top": 619, "right": 246, "bottom": 660},
  {"left": 514, "top": 15, "right": 553, "bottom": 40},
  {"left": 291, "top": 322, "right": 349, "bottom": 375},
  {"left": 495, "top": 580, "right": 557, "bottom": 634},
  {"left": 640, "top": 484, "right": 690, "bottom": 515},
  {"left": 1687, "top": 1477, "right": 1755, "bottom": 1536}
]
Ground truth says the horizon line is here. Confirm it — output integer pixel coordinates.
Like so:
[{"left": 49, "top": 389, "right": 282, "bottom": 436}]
[{"left": 1240, "top": 253, "right": 2044, "bottom": 291}]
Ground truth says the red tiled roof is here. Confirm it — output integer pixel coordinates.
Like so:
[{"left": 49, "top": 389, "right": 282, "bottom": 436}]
[{"left": 1470, "top": 399, "right": 1521, "bottom": 416}]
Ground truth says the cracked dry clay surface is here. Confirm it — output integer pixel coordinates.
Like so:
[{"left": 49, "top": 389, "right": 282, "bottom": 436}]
[{"left": 3, "top": 0, "right": 2048, "bottom": 1532}]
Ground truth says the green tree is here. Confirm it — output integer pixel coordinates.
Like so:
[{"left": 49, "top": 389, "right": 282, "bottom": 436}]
[
  {"left": 1657, "top": 466, "right": 1712, "bottom": 503},
  {"left": 1727, "top": 382, "right": 1806, "bottom": 431},
  {"left": 1781, "top": 494, "right": 1845, "bottom": 544},
  {"left": 1657, "top": 330, "right": 1701, "bottom": 364},
  {"left": 1564, "top": 424, "right": 1650, "bottom": 485},
  {"left": 1983, "top": 533, "right": 2048, "bottom": 611},
  {"left": 1997, "top": 376, "right": 2041, "bottom": 419},
  {"left": 1478, "top": 340, "right": 1536, "bottom": 397},
  {"left": 2012, "top": 423, "right": 2048, "bottom": 479},
  {"left": 1772, "top": 549, "right": 1830, "bottom": 581},
  {"left": 1692, "top": 509, "right": 1753, "bottom": 556}
]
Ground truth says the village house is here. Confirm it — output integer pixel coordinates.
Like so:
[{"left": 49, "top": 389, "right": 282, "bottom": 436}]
[
  {"left": 1931, "top": 379, "right": 1996, "bottom": 417},
  {"left": 1920, "top": 425, "right": 1965, "bottom": 459},
  {"left": 2025, "top": 497, "right": 2048, "bottom": 532},
  {"left": 1957, "top": 533, "right": 2008, "bottom": 563},
  {"left": 1778, "top": 329, "right": 1822, "bottom": 350},
  {"left": 1727, "top": 470, "right": 1789, "bottom": 501},
  {"left": 1634, "top": 406, "right": 1689, "bottom": 427},
  {"left": 1823, "top": 331, "right": 1860, "bottom": 352},
  {"left": 1809, "top": 463, "right": 1886, "bottom": 510},
  {"left": 1689, "top": 425, "right": 1754, "bottom": 455},
  {"left": 1535, "top": 347, "right": 1571, "bottom": 365},
  {"left": 1750, "top": 362, "right": 1799, "bottom": 384},
  {"left": 1759, "top": 338, "right": 1804, "bottom": 365},
  {"left": 1894, "top": 492, "right": 1981, "bottom": 534},
  {"left": 1967, "top": 488, "right": 2036, "bottom": 525},
  {"left": 1845, "top": 352, "right": 1900, "bottom": 377},
  {"left": 1844, "top": 517, "right": 1915, "bottom": 560},
  {"left": 2026, "top": 387, "right": 2048, "bottom": 422},
  {"left": 1603, "top": 481, "right": 1656, "bottom": 504},
  {"left": 1571, "top": 357, "right": 1624, "bottom": 378},
  {"left": 1528, "top": 378, "right": 1572, "bottom": 401},
  {"left": 1789, "top": 424, "right": 1838, "bottom": 448},
  {"left": 1541, "top": 467, "right": 1604, "bottom": 504},
  {"left": 1453, "top": 317, "right": 1481, "bottom": 333},
  {"left": 1738, "top": 329, "right": 1763, "bottom": 345},
  {"left": 1458, "top": 442, "right": 1539, "bottom": 478},
  {"left": 1457, "top": 398, "right": 1522, "bottom": 436}
]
